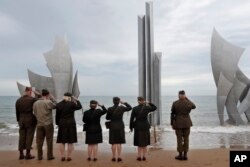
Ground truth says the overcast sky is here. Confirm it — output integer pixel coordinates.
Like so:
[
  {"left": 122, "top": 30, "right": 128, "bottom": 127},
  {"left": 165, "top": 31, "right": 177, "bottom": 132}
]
[{"left": 1, "top": 0, "right": 250, "bottom": 96}]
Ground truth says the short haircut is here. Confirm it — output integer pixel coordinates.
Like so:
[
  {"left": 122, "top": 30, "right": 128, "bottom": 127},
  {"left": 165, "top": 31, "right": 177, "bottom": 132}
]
[
  {"left": 113, "top": 97, "right": 120, "bottom": 102},
  {"left": 42, "top": 89, "right": 49, "bottom": 96},
  {"left": 25, "top": 87, "right": 32, "bottom": 92},
  {"left": 90, "top": 100, "right": 98, "bottom": 104},
  {"left": 137, "top": 96, "right": 145, "bottom": 101},
  {"left": 179, "top": 90, "right": 185, "bottom": 95}
]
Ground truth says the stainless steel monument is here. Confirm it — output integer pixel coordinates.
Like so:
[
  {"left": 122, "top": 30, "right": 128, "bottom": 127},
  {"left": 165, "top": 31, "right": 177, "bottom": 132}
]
[
  {"left": 17, "top": 36, "right": 80, "bottom": 100},
  {"left": 138, "top": 2, "right": 162, "bottom": 125},
  {"left": 211, "top": 29, "right": 250, "bottom": 125}
]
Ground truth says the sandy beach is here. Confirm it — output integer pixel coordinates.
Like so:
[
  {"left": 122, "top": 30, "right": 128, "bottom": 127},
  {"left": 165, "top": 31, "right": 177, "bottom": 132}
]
[{"left": 0, "top": 148, "right": 230, "bottom": 167}]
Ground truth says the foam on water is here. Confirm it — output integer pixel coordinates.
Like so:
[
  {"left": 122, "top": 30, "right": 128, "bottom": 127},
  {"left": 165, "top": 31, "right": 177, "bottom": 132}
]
[{"left": 162, "top": 125, "right": 250, "bottom": 134}]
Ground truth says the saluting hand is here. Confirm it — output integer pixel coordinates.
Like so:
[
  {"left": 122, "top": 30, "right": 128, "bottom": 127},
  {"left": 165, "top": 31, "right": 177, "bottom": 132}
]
[
  {"left": 98, "top": 103, "right": 103, "bottom": 107},
  {"left": 120, "top": 100, "right": 126, "bottom": 104}
]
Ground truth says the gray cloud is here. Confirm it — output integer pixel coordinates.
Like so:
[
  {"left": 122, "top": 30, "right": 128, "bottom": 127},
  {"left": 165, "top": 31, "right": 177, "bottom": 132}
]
[{"left": 1, "top": 0, "right": 250, "bottom": 96}]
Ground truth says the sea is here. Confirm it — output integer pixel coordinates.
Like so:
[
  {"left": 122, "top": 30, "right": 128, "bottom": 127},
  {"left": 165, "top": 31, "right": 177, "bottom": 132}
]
[{"left": 1, "top": 96, "right": 250, "bottom": 151}]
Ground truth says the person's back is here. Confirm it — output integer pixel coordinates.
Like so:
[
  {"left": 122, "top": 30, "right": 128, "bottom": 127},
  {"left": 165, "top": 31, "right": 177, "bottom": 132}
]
[
  {"left": 33, "top": 89, "right": 56, "bottom": 161},
  {"left": 82, "top": 100, "right": 107, "bottom": 161},
  {"left": 56, "top": 100, "right": 81, "bottom": 126},
  {"left": 16, "top": 95, "right": 37, "bottom": 127},
  {"left": 106, "top": 97, "right": 132, "bottom": 161},
  {"left": 33, "top": 98, "right": 56, "bottom": 126},
  {"left": 15, "top": 87, "right": 37, "bottom": 160},
  {"left": 107, "top": 98, "right": 132, "bottom": 130},
  {"left": 55, "top": 93, "right": 82, "bottom": 161},
  {"left": 172, "top": 99, "right": 196, "bottom": 129},
  {"left": 171, "top": 90, "right": 196, "bottom": 161}
]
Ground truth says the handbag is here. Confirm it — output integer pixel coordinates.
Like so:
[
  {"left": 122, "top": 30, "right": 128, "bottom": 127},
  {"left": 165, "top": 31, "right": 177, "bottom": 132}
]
[
  {"left": 83, "top": 123, "right": 88, "bottom": 131},
  {"left": 105, "top": 106, "right": 119, "bottom": 129},
  {"left": 105, "top": 121, "right": 111, "bottom": 129}
]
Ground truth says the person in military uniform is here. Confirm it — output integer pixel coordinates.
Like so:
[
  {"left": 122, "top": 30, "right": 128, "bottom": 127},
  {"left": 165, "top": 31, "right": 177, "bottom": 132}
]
[
  {"left": 171, "top": 90, "right": 196, "bottom": 160},
  {"left": 106, "top": 97, "right": 132, "bottom": 162},
  {"left": 56, "top": 92, "right": 82, "bottom": 162},
  {"left": 83, "top": 100, "right": 107, "bottom": 162},
  {"left": 129, "top": 97, "right": 157, "bottom": 161},
  {"left": 15, "top": 87, "right": 38, "bottom": 160},
  {"left": 33, "top": 89, "right": 57, "bottom": 160}
]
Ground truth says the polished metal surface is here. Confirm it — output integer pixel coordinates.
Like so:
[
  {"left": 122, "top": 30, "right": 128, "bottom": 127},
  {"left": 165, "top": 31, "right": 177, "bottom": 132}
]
[
  {"left": 17, "top": 36, "right": 80, "bottom": 100},
  {"left": 211, "top": 29, "right": 250, "bottom": 125},
  {"left": 138, "top": 2, "right": 162, "bottom": 125}
]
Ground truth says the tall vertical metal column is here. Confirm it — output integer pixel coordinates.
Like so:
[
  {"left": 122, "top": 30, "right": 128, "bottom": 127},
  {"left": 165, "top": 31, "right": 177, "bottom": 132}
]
[{"left": 138, "top": 2, "right": 162, "bottom": 125}]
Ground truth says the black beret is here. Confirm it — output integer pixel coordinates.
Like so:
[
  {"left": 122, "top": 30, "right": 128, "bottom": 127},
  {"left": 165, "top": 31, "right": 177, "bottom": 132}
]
[
  {"left": 179, "top": 90, "right": 185, "bottom": 95},
  {"left": 90, "top": 100, "right": 98, "bottom": 104},
  {"left": 64, "top": 92, "right": 72, "bottom": 97},
  {"left": 42, "top": 89, "right": 49, "bottom": 96}
]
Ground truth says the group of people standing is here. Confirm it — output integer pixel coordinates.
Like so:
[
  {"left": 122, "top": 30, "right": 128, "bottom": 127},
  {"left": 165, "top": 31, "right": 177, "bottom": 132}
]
[
  {"left": 15, "top": 87, "right": 195, "bottom": 162},
  {"left": 16, "top": 88, "right": 83, "bottom": 161}
]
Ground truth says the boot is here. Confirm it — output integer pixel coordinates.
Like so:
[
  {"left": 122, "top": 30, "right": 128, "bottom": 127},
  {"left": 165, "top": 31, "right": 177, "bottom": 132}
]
[
  {"left": 175, "top": 152, "right": 183, "bottom": 160},
  {"left": 19, "top": 150, "right": 25, "bottom": 160},
  {"left": 25, "top": 150, "right": 35, "bottom": 160},
  {"left": 183, "top": 151, "right": 188, "bottom": 160}
]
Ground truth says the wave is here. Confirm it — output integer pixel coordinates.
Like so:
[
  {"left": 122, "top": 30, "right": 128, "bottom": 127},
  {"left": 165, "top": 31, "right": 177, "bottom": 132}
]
[
  {"left": 161, "top": 125, "right": 250, "bottom": 134},
  {"left": 2, "top": 123, "right": 250, "bottom": 136}
]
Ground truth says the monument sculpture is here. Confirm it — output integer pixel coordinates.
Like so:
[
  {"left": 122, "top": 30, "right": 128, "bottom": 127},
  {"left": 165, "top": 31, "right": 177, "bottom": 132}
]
[
  {"left": 211, "top": 29, "right": 250, "bottom": 125},
  {"left": 17, "top": 36, "right": 80, "bottom": 100},
  {"left": 138, "top": 2, "right": 162, "bottom": 125}
]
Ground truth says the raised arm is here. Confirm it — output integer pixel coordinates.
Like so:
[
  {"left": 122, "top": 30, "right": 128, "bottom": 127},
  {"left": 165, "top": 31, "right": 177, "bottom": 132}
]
[
  {"left": 122, "top": 102, "right": 132, "bottom": 112},
  {"left": 106, "top": 108, "right": 111, "bottom": 120},
  {"left": 99, "top": 105, "right": 107, "bottom": 116},
  {"left": 73, "top": 100, "right": 82, "bottom": 110},
  {"left": 129, "top": 108, "right": 136, "bottom": 131},
  {"left": 186, "top": 98, "right": 196, "bottom": 110},
  {"left": 148, "top": 102, "right": 157, "bottom": 112}
]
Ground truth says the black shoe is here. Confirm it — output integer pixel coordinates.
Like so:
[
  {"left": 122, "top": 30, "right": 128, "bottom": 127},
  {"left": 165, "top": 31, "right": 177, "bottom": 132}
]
[
  {"left": 117, "top": 158, "right": 122, "bottom": 162},
  {"left": 93, "top": 158, "right": 97, "bottom": 161},
  {"left": 142, "top": 157, "right": 146, "bottom": 161},
  {"left": 67, "top": 157, "right": 72, "bottom": 161},
  {"left": 112, "top": 158, "right": 116, "bottom": 162},
  {"left": 87, "top": 157, "right": 91, "bottom": 161},
  {"left": 48, "top": 157, "right": 55, "bottom": 160},
  {"left": 25, "top": 154, "right": 35, "bottom": 160},
  {"left": 61, "top": 157, "right": 66, "bottom": 161},
  {"left": 137, "top": 157, "right": 142, "bottom": 161},
  {"left": 19, "top": 154, "right": 25, "bottom": 160},
  {"left": 175, "top": 155, "right": 183, "bottom": 160},
  {"left": 183, "top": 152, "right": 188, "bottom": 160}
]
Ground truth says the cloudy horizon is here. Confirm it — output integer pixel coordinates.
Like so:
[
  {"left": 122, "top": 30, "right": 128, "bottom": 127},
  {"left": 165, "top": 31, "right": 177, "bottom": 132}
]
[{"left": 1, "top": 0, "right": 250, "bottom": 96}]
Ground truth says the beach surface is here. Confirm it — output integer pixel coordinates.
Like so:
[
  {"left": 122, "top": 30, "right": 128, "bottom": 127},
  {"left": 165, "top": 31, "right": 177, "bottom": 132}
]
[{"left": 0, "top": 148, "right": 229, "bottom": 167}]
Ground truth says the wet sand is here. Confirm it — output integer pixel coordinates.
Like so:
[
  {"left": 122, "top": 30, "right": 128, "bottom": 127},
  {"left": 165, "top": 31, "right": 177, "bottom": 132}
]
[{"left": 0, "top": 148, "right": 229, "bottom": 167}]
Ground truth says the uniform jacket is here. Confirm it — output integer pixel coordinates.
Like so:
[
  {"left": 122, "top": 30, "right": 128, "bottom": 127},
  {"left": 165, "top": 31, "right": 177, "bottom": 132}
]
[
  {"left": 171, "top": 99, "right": 196, "bottom": 129},
  {"left": 129, "top": 103, "right": 157, "bottom": 131},
  {"left": 82, "top": 106, "right": 107, "bottom": 134},
  {"left": 56, "top": 100, "right": 82, "bottom": 127},
  {"left": 106, "top": 103, "right": 132, "bottom": 130},
  {"left": 15, "top": 95, "right": 37, "bottom": 128}
]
